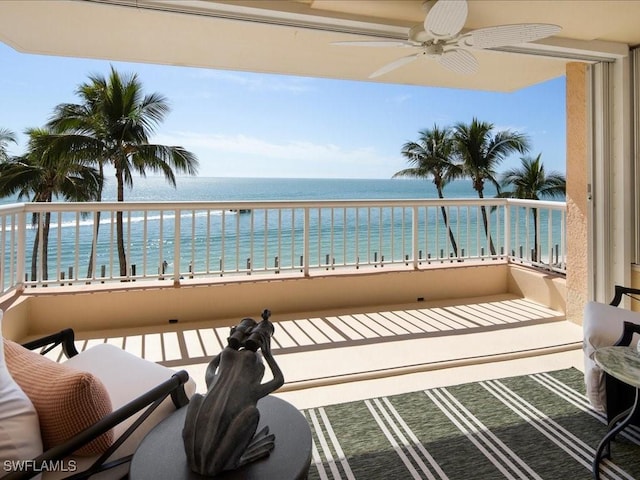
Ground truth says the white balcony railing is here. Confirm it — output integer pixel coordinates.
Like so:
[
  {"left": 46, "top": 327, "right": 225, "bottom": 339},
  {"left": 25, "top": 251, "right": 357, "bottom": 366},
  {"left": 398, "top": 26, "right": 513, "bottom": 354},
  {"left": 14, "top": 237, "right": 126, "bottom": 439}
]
[{"left": 0, "top": 198, "right": 566, "bottom": 292}]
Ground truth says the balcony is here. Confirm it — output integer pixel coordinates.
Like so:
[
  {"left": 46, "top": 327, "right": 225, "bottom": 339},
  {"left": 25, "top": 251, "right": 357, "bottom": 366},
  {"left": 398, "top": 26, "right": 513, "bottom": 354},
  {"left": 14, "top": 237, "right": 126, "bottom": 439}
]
[{"left": 0, "top": 197, "right": 581, "bottom": 406}]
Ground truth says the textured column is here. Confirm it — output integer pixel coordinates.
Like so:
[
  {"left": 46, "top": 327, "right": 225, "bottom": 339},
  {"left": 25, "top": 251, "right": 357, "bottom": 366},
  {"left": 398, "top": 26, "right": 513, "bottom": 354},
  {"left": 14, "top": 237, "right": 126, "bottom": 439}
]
[{"left": 565, "top": 62, "right": 589, "bottom": 325}]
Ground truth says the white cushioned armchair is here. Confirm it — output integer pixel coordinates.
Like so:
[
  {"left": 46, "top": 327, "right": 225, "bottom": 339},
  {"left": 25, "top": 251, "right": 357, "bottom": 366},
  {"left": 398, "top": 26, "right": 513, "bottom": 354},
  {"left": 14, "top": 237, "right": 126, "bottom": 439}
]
[
  {"left": 583, "top": 285, "right": 640, "bottom": 415},
  {"left": 1, "top": 325, "right": 196, "bottom": 480}
]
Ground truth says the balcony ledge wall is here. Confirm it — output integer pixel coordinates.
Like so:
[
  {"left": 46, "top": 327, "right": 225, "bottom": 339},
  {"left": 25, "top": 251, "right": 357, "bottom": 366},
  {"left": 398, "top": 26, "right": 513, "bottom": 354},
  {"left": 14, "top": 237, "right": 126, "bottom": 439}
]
[{"left": 0, "top": 263, "right": 566, "bottom": 341}]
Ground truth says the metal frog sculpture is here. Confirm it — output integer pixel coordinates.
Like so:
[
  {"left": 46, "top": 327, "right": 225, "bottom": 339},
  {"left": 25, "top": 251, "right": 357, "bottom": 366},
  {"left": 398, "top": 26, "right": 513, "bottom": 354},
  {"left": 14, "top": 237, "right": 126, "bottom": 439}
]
[{"left": 182, "top": 310, "right": 285, "bottom": 477}]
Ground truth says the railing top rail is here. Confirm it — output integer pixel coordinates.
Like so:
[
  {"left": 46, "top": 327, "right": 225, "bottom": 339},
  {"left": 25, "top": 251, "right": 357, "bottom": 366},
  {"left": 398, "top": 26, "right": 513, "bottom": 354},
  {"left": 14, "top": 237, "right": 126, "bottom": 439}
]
[
  {"left": 0, "top": 203, "right": 27, "bottom": 215},
  {"left": 8, "top": 197, "right": 565, "bottom": 213},
  {"left": 506, "top": 198, "right": 566, "bottom": 209}
]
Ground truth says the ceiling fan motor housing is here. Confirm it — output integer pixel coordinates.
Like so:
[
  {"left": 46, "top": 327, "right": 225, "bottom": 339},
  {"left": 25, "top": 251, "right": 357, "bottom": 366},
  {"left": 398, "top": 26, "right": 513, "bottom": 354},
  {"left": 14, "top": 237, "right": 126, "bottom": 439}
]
[{"left": 425, "top": 43, "right": 444, "bottom": 56}]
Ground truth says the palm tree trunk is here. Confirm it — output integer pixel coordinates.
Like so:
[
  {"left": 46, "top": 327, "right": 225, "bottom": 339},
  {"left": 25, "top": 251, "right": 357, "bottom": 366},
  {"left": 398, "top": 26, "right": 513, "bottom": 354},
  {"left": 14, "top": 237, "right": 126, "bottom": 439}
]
[
  {"left": 42, "top": 212, "right": 50, "bottom": 281},
  {"left": 116, "top": 170, "right": 128, "bottom": 277},
  {"left": 116, "top": 210, "right": 127, "bottom": 277},
  {"left": 30, "top": 219, "right": 39, "bottom": 283},
  {"left": 476, "top": 187, "right": 497, "bottom": 256},
  {"left": 436, "top": 187, "right": 458, "bottom": 257},
  {"left": 30, "top": 212, "right": 51, "bottom": 282},
  {"left": 86, "top": 211, "right": 101, "bottom": 278},
  {"left": 480, "top": 205, "right": 497, "bottom": 255},
  {"left": 87, "top": 165, "right": 105, "bottom": 279}
]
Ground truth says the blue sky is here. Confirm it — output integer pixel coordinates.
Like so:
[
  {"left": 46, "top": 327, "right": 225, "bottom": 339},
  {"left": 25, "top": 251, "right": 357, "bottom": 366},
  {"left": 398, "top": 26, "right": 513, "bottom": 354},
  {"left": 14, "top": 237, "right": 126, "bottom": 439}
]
[{"left": 1, "top": 42, "right": 566, "bottom": 179}]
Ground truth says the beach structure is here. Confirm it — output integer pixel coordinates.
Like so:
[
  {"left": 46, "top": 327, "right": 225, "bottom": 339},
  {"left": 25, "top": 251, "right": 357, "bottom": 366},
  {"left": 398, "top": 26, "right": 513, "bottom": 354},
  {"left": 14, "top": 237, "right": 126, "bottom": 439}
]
[{"left": 0, "top": 1, "right": 639, "bottom": 478}]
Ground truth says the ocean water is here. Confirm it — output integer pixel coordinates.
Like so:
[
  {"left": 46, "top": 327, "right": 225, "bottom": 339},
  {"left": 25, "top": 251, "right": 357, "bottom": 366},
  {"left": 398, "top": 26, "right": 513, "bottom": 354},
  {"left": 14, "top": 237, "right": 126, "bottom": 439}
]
[
  {"left": 104, "top": 177, "right": 503, "bottom": 274},
  {"left": 100, "top": 176, "right": 497, "bottom": 202},
  {"left": 9, "top": 177, "right": 565, "bottom": 282}
]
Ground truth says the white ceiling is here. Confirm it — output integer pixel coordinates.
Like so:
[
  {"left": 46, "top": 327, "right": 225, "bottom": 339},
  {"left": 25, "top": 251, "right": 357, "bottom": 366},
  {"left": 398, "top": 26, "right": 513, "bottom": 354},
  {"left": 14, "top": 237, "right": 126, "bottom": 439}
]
[{"left": 0, "top": 0, "right": 637, "bottom": 92}]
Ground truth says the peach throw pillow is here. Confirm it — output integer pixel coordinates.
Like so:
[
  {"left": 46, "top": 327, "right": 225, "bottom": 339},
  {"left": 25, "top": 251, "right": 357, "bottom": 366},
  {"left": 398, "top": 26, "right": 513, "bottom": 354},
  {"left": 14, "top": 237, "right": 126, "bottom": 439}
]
[{"left": 3, "top": 339, "right": 114, "bottom": 456}]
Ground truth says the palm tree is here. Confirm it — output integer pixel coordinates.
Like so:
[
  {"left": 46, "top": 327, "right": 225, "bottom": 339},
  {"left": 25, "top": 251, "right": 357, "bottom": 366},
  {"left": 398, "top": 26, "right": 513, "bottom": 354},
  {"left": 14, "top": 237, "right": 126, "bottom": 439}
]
[
  {"left": 46, "top": 66, "right": 199, "bottom": 277},
  {"left": 0, "top": 128, "right": 101, "bottom": 282},
  {"left": 393, "top": 125, "right": 463, "bottom": 256},
  {"left": 46, "top": 76, "right": 112, "bottom": 278},
  {"left": 0, "top": 128, "right": 17, "bottom": 162},
  {"left": 499, "top": 153, "right": 566, "bottom": 261},
  {"left": 452, "top": 118, "right": 530, "bottom": 255}
]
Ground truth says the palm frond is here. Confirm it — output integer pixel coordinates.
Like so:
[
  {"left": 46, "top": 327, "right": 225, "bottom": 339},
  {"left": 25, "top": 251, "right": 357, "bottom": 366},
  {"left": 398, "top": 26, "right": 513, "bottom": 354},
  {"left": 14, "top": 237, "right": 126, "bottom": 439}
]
[
  {"left": 0, "top": 128, "right": 18, "bottom": 162},
  {"left": 499, "top": 153, "right": 565, "bottom": 200}
]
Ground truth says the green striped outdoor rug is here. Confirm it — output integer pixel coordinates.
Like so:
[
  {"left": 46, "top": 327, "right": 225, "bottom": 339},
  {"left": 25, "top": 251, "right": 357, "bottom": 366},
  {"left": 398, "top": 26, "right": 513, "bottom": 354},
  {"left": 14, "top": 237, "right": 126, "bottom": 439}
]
[{"left": 302, "top": 368, "right": 640, "bottom": 480}]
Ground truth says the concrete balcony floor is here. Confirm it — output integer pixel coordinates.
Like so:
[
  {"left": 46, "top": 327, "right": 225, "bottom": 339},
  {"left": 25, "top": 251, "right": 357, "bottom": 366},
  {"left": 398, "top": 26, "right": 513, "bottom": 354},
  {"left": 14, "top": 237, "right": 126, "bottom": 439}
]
[{"left": 39, "top": 292, "right": 584, "bottom": 410}]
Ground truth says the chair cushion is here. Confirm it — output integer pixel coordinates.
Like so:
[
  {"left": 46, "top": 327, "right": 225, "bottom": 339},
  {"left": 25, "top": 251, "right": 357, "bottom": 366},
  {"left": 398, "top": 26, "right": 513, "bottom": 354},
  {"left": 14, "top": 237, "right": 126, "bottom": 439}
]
[
  {"left": 583, "top": 301, "right": 640, "bottom": 411},
  {"left": 0, "top": 313, "right": 43, "bottom": 464},
  {"left": 41, "top": 344, "right": 197, "bottom": 480},
  {"left": 3, "top": 339, "right": 114, "bottom": 456}
]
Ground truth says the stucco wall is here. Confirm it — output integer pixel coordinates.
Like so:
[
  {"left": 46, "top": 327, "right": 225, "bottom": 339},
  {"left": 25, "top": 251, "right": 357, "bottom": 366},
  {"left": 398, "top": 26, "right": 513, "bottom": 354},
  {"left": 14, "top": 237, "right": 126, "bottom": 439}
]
[
  {"left": 566, "top": 62, "right": 590, "bottom": 325},
  {"left": 0, "top": 263, "right": 543, "bottom": 338},
  {"left": 15, "top": 264, "right": 507, "bottom": 334},
  {"left": 0, "top": 294, "right": 29, "bottom": 341},
  {"left": 507, "top": 265, "right": 566, "bottom": 314}
]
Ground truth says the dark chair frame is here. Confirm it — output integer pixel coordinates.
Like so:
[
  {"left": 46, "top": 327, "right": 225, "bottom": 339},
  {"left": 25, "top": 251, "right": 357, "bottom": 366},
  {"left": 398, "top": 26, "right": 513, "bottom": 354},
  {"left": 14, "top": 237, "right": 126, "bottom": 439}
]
[
  {"left": 4, "top": 329, "right": 191, "bottom": 480},
  {"left": 605, "top": 285, "right": 640, "bottom": 426},
  {"left": 609, "top": 285, "right": 640, "bottom": 309}
]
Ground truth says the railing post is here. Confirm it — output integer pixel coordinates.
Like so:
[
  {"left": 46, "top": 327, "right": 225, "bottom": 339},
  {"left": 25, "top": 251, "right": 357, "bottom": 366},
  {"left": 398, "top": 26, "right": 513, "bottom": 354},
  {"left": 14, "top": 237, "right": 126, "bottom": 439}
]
[
  {"left": 173, "top": 208, "right": 181, "bottom": 286},
  {"left": 412, "top": 206, "right": 419, "bottom": 270},
  {"left": 504, "top": 200, "right": 511, "bottom": 264},
  {"left": 16, "top": 211, "right": 25, "bottom": 292},
  {"left": 303, "top": 207, "right": 310, "bottom": 277},
  {"left": 536, "top": 207, "right": 542, "bottom": 263}
]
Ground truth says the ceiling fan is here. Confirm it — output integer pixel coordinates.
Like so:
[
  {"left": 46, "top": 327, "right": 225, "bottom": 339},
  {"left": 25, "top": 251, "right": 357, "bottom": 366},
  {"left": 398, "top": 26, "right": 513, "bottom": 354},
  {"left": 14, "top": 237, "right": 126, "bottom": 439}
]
[{"left": 333, "top": 0, "right": 562, "bottom": 77}]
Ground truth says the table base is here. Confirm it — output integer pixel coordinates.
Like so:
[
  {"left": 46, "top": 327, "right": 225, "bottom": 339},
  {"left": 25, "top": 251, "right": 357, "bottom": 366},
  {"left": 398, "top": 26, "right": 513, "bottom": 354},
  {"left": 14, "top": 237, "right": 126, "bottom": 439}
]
[{"left": 593, "top": 388, "right": 640, "bottom": 479}]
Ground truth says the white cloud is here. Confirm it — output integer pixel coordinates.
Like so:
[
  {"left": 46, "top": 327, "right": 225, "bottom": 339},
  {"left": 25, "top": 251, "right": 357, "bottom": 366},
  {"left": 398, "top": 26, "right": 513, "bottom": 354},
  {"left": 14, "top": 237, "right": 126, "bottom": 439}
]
[
  {"left": 154, "top": 131, "right": 401, "bottom": 178},
  {"left": 494, "top": 124, "right": 528, "bottom": 133},
  {"left": 189, "top": 70, "right": 315, "bottom": 93},
  {"left": 387, "top": 94, "right": 412, "bottom": 105}
]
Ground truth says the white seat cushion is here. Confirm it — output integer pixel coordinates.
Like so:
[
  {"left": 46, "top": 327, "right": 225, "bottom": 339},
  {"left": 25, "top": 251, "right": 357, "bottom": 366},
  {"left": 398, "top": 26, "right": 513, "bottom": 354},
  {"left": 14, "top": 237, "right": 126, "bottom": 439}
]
[
  {"left": 0, "top": 311, "right": 43, "bottom": 472},
  {"left": 42, "top": 344, "right": 195, "bottom": 480},
  {"left": 583, "top": 301, "right": 640, "bottom": 411}
]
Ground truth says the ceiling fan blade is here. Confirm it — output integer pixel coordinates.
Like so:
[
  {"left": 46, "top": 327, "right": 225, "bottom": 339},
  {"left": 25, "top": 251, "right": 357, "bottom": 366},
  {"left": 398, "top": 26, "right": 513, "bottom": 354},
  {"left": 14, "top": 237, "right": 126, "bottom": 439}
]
[
  {"left": 438, "top": 49, "right": 478, "bottom": 75},
  {"left": 370, "top": 53, "right": 421, "bottom": 78},
  {"left": 425, "top": 0, "right": 468, "bottom": 38},
  {"left": 466, "top": 23, "right": 562, "bottom": 49},
  {"left": 332, "top": 40, "right": 414, "bottom": 48}
]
